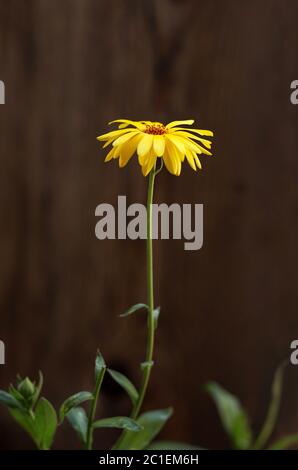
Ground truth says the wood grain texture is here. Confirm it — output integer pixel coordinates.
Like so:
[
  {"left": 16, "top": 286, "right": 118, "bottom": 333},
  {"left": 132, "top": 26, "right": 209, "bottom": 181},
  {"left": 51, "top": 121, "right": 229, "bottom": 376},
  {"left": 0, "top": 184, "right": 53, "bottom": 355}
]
[{"left": 0, "top": 0, "right": 298, "bottom": 449}]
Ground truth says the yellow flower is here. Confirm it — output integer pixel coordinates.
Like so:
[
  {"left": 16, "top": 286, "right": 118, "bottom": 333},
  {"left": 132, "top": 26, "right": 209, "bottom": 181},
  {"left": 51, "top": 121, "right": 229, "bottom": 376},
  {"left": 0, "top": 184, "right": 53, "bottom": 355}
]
[{"left": 97, "top": 119, "right": 213, "bottom": 176}]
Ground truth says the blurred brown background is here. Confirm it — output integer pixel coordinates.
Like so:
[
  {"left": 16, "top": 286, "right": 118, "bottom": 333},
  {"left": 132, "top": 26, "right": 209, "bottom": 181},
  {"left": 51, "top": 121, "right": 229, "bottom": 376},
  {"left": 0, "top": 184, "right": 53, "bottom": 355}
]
[{"left": 0, "top": 0, "right": 298, "bottom": 450}]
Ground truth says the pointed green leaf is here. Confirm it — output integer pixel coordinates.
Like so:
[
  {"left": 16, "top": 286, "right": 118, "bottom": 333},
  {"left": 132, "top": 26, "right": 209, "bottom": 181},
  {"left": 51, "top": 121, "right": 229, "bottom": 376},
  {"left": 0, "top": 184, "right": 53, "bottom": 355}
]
[
  {"left": 95, "top": 351, "right": 106, "bottom": 381},
  {"left": 147, "top": 440, "right": 200, "bottom": 450},
  {"left": 107, "top": 369, "right": 139, "bottom": 406},
  {"left": 153, "top": 307, "right": 160, "bottom": 329},
  {"left": 205, "top": 382, "right": 252, "bottom": 449},
  {"left": 34, "top": 398, "right": 57, "bottom": 450},
  {"left": 32, "top": 371, "right": 43, "bottom": 407},
  {"left": 9, "top": 408, "right": 36, "bottom": 444},
  {"left": 120, "top": 303, "right": 148, "bottom": 317},
  {"left": 269, "top": 434, "right": 298, "bottom": 450},
  {"left": 59, "top": 391, "right": 93, "bottom": 422},
  {"left": 9, "top": 385, "right": 26, "bottom": 404},
  {"left": 115, "top": 408, "right": 173, "bottom": 450},
  {"left": 0, "top": 390, "right": 25, "bottom": 411},
  {"left": 93, "top": 416, "right": 141, "bottom": 432},
  {"left": 67, "top": 407, "right": 88, "bottom": 444},
  {"left": 253, "top": 362, "right": 286, "bottom": 449}
]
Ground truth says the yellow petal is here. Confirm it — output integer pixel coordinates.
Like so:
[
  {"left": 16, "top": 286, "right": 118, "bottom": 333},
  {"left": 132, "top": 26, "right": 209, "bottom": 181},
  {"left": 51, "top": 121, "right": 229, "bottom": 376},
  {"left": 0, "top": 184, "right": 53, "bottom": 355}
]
[
  {"left": 102, "top": 138, "right": 114, "bottom": 148},
  {"left": 138, "top": 153, "right": 149, "bottom": 166},
  {"left": 97, "top": 128, "right": 134, "bottom": 141},
  {"left": 192, "top": 142, "right": 212, "bottom": 156},
  {"left": 165, "top": 134, "right": 186, "bottom": 156},
  {"left": 109, "top": 119, "right": 144, "bottom": 130},
  {"left": 137, "top": 134, "right": 153, "bottom": 157},
  {"left": 104, "top": 146, "right": 117, "bottom": 162},
  {"left": 166, "top": 119, "right": 195, "bottom": 129},
  {"left": 170, "top": 127, "right": 213, "bottom": 137},
  {"left": 183, "top": 139, "right": 202, "bottom": 154},
  {"left": 164, "top": 140, "right": 181, "bottom": 175},
  {"left": 172, "top": 130, "right": 212, "bottom": 149},
  {"left": 185, "top": 148, "right": 197, "bottom": 171},
  {"left": 153, "top": 135, "right": 165, "bottom": 156},
  {"left": 119, "top": 134, "right": 142, "bottom": 167},
  {"left": 142, "top": 150, "right": 157, "bottom": 176},
  {"left": 194, "top": 154, "right": 202, "bottom": 169},
  {"left": 162, "top": 146, "right": 177, "bottom": 175},
  {"left": 196, "top": 129, "right": 213, "bottom": 137},
  {"left": 113, "top": 130, "right": 139, "bottom": 147}
]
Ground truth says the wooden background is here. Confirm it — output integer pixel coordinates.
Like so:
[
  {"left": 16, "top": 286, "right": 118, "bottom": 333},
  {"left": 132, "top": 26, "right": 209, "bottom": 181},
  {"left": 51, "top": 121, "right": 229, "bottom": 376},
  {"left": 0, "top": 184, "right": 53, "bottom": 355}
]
[{"left": 0, "top": 0, "right": 298, "bottom": 449}]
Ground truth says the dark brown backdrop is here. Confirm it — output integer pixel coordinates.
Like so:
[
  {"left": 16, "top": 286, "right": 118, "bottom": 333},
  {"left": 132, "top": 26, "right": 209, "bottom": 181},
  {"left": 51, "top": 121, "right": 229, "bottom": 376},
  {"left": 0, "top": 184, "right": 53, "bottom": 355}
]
[{"left": 0, "top": 0, "right": 298, "bottom": 449}]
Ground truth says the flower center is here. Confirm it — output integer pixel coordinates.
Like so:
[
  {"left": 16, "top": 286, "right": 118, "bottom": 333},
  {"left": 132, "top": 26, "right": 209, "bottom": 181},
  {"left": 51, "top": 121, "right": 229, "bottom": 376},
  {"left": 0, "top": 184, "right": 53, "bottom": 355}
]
[{"left": 144, "top": 123, "right": 167, "bottom": 135}]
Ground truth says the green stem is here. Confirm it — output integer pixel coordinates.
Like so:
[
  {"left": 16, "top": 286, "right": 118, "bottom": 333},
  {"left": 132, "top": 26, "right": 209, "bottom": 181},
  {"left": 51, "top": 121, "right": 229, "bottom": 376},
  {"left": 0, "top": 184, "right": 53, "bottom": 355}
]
[
  {"left": 86, "top": 367, "right": 106, "bottom": 450},
  {"left": 253, "top": 362, "right": 286, "bottom": 449},
  {"left": 132, "top": 167, "right": 156, "bottom": 418},
  {"left": 114, "top": 167, "right": 156, "bottom": 449}
]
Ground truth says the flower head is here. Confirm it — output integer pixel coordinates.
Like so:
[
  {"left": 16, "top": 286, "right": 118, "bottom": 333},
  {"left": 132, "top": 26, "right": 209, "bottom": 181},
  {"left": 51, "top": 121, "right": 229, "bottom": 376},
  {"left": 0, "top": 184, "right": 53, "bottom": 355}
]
[{"left": 97, "top": 119, "right": 213, "bottom": 176}]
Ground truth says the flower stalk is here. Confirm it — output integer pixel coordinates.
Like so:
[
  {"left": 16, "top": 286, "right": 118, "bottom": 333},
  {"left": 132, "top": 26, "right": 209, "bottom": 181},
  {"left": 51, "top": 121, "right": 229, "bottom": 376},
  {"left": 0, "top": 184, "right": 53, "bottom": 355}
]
[
  {"left": 114, "top": 166, "right": 156, "bottom": 449},
  {"left": 133, "top": 165, "right": 156, "bottom": 418}
]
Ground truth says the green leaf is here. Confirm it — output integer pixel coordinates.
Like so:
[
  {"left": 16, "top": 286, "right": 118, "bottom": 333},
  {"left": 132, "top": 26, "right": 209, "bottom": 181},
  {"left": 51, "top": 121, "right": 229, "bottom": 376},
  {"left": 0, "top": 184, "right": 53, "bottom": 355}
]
[
  {"left": 93, "top": 416, "right": 142, "bottom": 432},
  {"left": 153, "top": 307, "right": 160, "bottom": 329},
  {"left": 32, "top": 371, "right": 43, "bottom": 406},
  {"left": 9, "top": 385, "right": 26, "bottom": 404},
  {"left": 95, "top": 351, "right": 106, "bottom": 381},
  {"left": 205, "top": 382, "right": 252, "bottom": 449},
  {"left": 67, "top": 407, "right": 88, "bottom": 444},
  {"left": 115, "top": 408, "right": 173, "bottom": 450},
  {"left": 107, "top": 369, "right": 139, "bottom": 406},
  {"left": 269, "top": 434, "right": 298, "bottom": 450},
  {"left": 9, "top": 397, "right": 57, "bottom": 450},
  {"left": 34, "top": 398, "right": 57, "bottom": 450},
  {"left": 9, "top": 408, "right": 36, "bottom": 443},
  {"left": 147, "top": 440, "right": 200, "bottom": 450},
  {"left": 59, "top": 391, "right": 93, "bottom": 422},
  {"left": 0, "top": 390, "right": 25, "bottom": 411},
  {"left": 120, "top": 303, "right": 148, "bottom": 317},
  {"left": 253, "top": 362, "right": 286, "bottom": 449}
]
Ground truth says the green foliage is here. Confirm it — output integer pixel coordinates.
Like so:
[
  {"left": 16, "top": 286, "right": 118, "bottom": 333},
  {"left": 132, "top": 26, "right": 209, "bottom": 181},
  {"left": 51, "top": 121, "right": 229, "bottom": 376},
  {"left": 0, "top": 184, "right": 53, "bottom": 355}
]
[
  {"left": 269, "top": 434, "right": 298, "bottom": 450},
  {"left": 253, "top": 362, "right": 286, "bottom": 449},
  {"left": 59, "top": 391, "right": 93, "bottom": 422},
  {"left": 66, "top": 407, "right": 88, "bottom": 444},
  {"left": 0, "top": 391, "right": 25, "bottom": 410},
  {"left": 93, "top": 416, "right": 142, "bottom": 432},
  {"left": 32, "top": 398, "right": 57, "bottom": 450},
  {"left": 95, "top": 351, "right": 106, "bottom": 380},
  {"left": 115, "top": 408, "right": 173, "bottom": 450},
  {"left": 205, "top": 363, "right": 298, "bottom": 450},
  {"left": 0, "top": 374, "right": 57, "bottom": 450},
  {"left": 65, "top": 351, "right": 144, "bottom": 450},
  {"left": 2, "top": 350, "right": 294, "bottom": 452},
  {"left": 107, "top": 369, "right": 139, "bottom": 406},
  {"left": 205, "top": 381, "right": 252, "bottom": 449},
  {"left": 119, "top": 303, "right": 161, "bottom": 330},
  {"left": 120, "top": 303, "right": 148, "bottom": 317},
  {"left": 153, "top": 307, "right": 160, "bottom": 329},
  {"left": 140, "top": 360, "right": 154, "bottom": 371}
]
